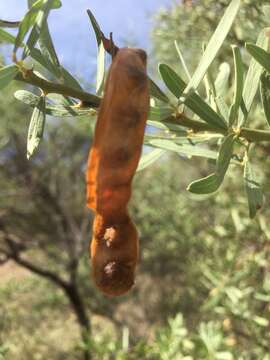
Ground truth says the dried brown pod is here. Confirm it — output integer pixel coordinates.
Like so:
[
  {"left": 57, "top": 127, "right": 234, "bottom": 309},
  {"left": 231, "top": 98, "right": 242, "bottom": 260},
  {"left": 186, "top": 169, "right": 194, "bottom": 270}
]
[{"left": 86, "top": 48, "right": 149, "bottom": 297}]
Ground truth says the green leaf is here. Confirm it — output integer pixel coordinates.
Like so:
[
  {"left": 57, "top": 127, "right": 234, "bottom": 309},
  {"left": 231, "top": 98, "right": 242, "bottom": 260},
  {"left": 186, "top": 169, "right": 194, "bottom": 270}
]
[
  {"left": 215, "top": 62, "right": 230, "bottom": 97},
  {"left": 87, "top": 9, "right": 106, "bottom": 95},
  {"left": 147, "top": 139, "right": 218, "bottom": 159},
  {"left": 246, "top": 43, "right": 270, "bottom": 74},
  {"left": 30, "top": 48, "right": 82, "bottom": 90},
  {"left": 38, "top": 21, "right": 61, "bottom": 70},
  {"left": 187, "top": 173, "right": 221, "bottom": 194},
  {"left": 228, "top": 46, "right": 244, "bottom": 126},
  {"left": 149, "top": 77, "right": 170, "bottom": 103},
  {"left": 159, "top": 63, "right": 185, "bottom": 98},
  {"left": 86, "top": 9, "right": 103, "bottom": 43},
  {"left": 184, "top": 0, "right": 241, "bottom": 94},
  {"left": 14, "top": 90, "right": 94, "bottom": 117},
  {"left": 27, "top": 95, "right": 46, "bottom": 159},
  {"left": 147, "top": 120, "right": 187, "bottom": 135},
  {"left": 188, "top": 133, "right": 235, "bottom": 194},
  {"left": 95, "top": 42, "right": 106, "bottom": 95},
  {"left": 0, "top": 65, "right": 19, "bottom": 89},
  {"left": 22, "top": 0, "right": 61, "bottom": 59},
  {"left": 244, "top": 159, "right": 264, "bottom": 219},
  {"left": 14, "top": 0, "right": 61, "bottom": 53},
  {"left": 148, "top": 106, "right": 174, "bottom": 121},
  {"left": 59, "top": 66, "right": 83, "bottom": 91},
  {"left": 0, "top": 28, "right": 17, "bottom": 44},
  {"left": 238, "top": 28, "right": 270, "bottom": 127},
  {"left": 159, "top": 64, "right": 227, "bottom": 130},
  {"left": 260, "top": 71, "right": 270, "bottom": 126},
  {"left": 137, "top": 148, "right": 165, "bottom": 171},
  {"left": 174, "top": 40, "right": 191, "bottom": 81}
]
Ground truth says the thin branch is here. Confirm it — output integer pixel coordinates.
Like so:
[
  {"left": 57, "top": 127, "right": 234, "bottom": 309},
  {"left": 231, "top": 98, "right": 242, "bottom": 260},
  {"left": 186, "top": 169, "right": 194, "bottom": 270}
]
[{"left": 15, "top": 70, "right": 101, "bottom": 107}]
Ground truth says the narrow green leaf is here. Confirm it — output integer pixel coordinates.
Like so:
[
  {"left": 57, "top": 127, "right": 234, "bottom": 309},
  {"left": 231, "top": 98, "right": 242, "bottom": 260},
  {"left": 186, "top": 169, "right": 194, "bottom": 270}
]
[
  {"left": 147, "top": 139, "right": 218, "bottom": 159},
  {"left": 215, "top": 62, "right": 230, "bottom": 97},
  {"left": 159, "top": 63, "right": 185, "bottom": 98},
  {"left": 184, "top": 0, "right": 241, "bottom": 94},
  {"left": 159, "top": 64, "right": 227, "bottom": 130},
  {"left": 147, "top": 120, "right": 187, "bottom": 135},
  {"left": 59, "top": 66, "right": 83, "bottom": 91},
  {"left": 27, "top": 95, "right": 46, "bottom": 159},
  {"left": 187, "top": 173, "right": 220, "bottom": 194},
  {"left": 87, "top": 9, "right": 106, "bottom": 95},
  {"left": 244, "top": 159, "right": 264, "bottom": 218},
  {"left": 86, "top": 9, "right": 103, "bottom": 43},
  {"left": 238, "top": 28, "right": 270, "bottom": 126},
  {"left": 216, "top": 133, "right": 235, "bottom": 177},
  {"left": 174, "top": 40, "right": 191, "bottom": 81},
  {"left": 148, "top": 106, "right": 174, "bottom": 121},
  {"left": 0, "top": 28, "right": 17, "bottom": 44},
  {"left": 149, "top": 77, "right": 170, "bottom": 103},
  {"left": 38, "top": 21, "right": 60, "bottom": 69},
  {"left": 14, "top": 0, "right": 61, "bottom": 53},
  {"left": 137, "top": 148, "right": 165, "bottom": 171},
  {"left": 0, "top": 65, "right": 19, "bottom": 89},
  {"left": 185, "top": 90, "right": 227, "bottom": 130},
  {"left": 228, "top": 46, "right": 244, "bottom": 126},
  {"left": 96, "top": 42, "right": 106, "bottom": 95},
  {"left": 22, "top": 0, "right": 61, "bottom": 59},
  {"left": 260, "top": 71, "right": 270, "bottom": 126},
  {"left": 246, "top": 43, "right": 270, "bottom": 74},
  {"left": 30, "top": 47, "right": 82, "bottom": 90},
  {"left": 188, "top": 134, "right": 235, "bottom": 194}
]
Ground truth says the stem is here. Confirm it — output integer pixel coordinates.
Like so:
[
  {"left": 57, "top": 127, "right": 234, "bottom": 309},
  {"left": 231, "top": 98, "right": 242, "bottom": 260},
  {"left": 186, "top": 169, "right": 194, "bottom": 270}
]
[
  {"left": 15, "top": 70, "right": 101, "bottom": 107},
  {"left": 14, "top": 69, "right": 270, "bottom": 143},
  {"left": 174, "top": 113, "right": 270, "bottom": 143}
]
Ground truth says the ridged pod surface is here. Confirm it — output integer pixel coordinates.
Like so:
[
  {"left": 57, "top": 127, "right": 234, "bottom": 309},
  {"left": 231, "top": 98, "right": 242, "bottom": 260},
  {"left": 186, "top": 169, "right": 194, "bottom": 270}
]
[{"left": 86, "top": 48, "right": 149, "bottom": 297}]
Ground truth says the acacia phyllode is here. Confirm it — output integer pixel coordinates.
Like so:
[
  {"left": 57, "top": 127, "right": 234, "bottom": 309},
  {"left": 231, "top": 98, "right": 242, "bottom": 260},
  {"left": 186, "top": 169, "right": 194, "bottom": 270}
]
[{"left": 86, "top": 48, "right": 150, "bottom": 297}]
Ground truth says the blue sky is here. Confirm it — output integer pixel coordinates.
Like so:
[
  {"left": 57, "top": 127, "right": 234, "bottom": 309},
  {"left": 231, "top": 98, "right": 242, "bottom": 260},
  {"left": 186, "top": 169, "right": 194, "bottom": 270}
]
[{"left": 1, "top": 0, "right": 172, "bottom": 79}]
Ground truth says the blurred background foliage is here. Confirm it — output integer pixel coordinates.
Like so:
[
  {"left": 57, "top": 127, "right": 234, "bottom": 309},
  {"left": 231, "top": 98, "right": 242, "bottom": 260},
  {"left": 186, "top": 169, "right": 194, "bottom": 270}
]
[{"left": 1, "top": 1, "right": 270, "bottom": 359}]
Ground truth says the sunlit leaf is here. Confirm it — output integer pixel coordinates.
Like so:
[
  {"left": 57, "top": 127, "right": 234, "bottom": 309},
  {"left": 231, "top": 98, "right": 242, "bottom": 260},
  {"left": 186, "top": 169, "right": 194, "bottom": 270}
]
[
  {"left": 174, "top": 40, "right": 191, "bottom": 81},
  {"left": 22, "top": 0, "right": 62, "bottom": 59},
  {"left": 27, "top": 95, "right": 46, "bottom": 159},
  {"left": 184, "top": 0, "right": 241, "bottom": 94},
  {"left": 87, "top": 9, "right": 105, "bottom": 95},
  {"left": 14, "top": 0, "right": 61, "bottom": 53}
]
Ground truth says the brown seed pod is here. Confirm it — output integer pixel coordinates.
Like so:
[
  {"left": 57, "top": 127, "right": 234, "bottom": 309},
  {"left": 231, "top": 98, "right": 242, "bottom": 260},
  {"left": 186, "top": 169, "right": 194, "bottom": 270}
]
[{"left": 86, "top": 47, "right": 149, "bottom": 297}]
